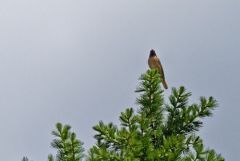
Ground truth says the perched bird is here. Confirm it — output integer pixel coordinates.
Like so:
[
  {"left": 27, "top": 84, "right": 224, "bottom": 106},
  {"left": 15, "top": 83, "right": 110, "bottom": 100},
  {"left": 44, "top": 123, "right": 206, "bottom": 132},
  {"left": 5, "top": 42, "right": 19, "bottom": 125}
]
[{"left": 148, "top": 49, "right": 168, "bottom": 89}]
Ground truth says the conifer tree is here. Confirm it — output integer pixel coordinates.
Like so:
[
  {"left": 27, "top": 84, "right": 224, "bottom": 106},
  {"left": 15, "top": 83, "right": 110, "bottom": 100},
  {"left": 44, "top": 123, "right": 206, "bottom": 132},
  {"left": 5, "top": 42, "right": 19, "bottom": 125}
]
[
  {"left": 87, "top": 69, "right": 224, "bottom": 161},
  {"left": 21, "top": 157, "right": 30, "bottom": 161},
  {"left": 21, "top": 69, "right": 224, "bottom": 161},
  {"left": 48, "top": 122, "right": 84, "bottom": 161}
]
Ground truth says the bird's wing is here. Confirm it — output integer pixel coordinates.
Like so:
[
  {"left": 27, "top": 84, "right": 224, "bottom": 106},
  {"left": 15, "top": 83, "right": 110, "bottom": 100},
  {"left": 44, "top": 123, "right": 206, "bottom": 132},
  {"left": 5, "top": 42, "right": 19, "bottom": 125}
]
[{"left": 154, "top": 57, "right": 165, "bottom": 79}]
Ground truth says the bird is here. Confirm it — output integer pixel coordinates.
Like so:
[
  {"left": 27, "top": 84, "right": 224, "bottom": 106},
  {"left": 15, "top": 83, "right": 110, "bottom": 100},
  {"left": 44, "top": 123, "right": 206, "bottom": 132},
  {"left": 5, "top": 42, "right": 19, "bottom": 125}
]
[{"left": 148, "top": 49, "right": 168, "bottom": 89}]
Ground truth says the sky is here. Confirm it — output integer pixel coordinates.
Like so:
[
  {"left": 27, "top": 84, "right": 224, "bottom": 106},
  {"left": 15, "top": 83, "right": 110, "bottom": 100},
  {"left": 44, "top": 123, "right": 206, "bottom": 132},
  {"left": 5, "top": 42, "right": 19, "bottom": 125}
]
[{"left": 0, "top": 0, "right": 239, "bottom": 160}]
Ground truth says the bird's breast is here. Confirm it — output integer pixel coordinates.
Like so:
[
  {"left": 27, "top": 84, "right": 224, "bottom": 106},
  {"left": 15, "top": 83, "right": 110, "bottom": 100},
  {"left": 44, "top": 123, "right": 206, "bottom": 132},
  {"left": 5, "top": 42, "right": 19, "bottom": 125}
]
[{"left": 148, "top": 57, "right": 159, "bottom": 69}]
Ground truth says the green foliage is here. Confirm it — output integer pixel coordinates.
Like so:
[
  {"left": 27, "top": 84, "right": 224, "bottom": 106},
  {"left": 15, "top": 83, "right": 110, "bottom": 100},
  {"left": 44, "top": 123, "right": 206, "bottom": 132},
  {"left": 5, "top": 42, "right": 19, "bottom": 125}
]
[
  {"left": 48, "top": 122, "right": 84, "bottom": 161},
  {"left": 21, "top": 69, "right": 224, "bottom": 161},
  {"left": 87, "top": 69, "right": 224, "bottom": 161},
  {"left": 21, "top": 157, "right": 30, "bottom": 161}
]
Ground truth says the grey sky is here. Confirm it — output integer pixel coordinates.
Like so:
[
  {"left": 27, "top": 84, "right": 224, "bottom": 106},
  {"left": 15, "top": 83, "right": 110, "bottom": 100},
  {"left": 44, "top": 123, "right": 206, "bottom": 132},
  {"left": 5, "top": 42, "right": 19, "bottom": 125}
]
[{"left": 0, "top": 0, "right": 239, "bottom": 160}]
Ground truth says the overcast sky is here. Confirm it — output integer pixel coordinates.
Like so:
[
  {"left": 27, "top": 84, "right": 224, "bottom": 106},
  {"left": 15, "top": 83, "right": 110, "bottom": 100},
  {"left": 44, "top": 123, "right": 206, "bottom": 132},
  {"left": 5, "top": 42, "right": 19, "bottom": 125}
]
[{"left": 0, "top": 0, "right": 239, "bottom": 160}]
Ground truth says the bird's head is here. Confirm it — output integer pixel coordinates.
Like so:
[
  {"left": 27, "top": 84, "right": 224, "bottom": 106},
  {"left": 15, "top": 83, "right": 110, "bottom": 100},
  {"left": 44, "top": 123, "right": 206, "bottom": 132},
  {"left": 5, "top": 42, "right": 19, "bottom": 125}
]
[{"left": 149, "top": 49, "right": 156, "bottom": 57}]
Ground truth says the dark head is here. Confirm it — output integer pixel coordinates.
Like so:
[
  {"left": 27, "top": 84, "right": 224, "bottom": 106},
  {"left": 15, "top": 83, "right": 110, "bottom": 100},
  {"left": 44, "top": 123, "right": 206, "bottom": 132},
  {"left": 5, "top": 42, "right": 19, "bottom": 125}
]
[{"left": 149, "top": 49, "right": 156, "bottom": 57}]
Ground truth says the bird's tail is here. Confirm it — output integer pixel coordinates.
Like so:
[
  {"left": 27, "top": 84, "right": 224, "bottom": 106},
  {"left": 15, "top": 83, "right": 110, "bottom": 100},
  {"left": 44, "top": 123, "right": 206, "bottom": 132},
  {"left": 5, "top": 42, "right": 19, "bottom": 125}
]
[{"left": 162, "top": 79, "right": 168, "bottom": 89}]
